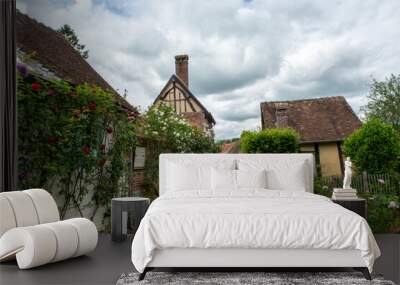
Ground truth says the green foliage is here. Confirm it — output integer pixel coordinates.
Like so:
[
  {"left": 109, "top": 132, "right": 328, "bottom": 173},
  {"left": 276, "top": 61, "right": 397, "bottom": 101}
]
[
  {"left": 138, "top": 105, "right": 216, "bottom": 153},
  {"left": 313, "top": 176, "right": 339, "bottom": 197},
  {"left": 358, "top": 192, "right": 400, "bottom": 234},
  {"left": 361, "top": 74, "right": 400, "bottom": 132},
  {"left": 17, "top": 69, "right": 137, "bottom": 220},
  {"left": 137, "top": 105, "right": 216, "bottom": 199},
  {"left": 343, "top": 119, "right": 400, "bottom": 174},
  {"left": 57, "top": 24, "right": 89, "bottom": 59},
  {"left": 314, "top": 178, "right": 400, "bottom": 233},
  {"left": 240, "top": 128, "right": 300, "bottom": 153}
]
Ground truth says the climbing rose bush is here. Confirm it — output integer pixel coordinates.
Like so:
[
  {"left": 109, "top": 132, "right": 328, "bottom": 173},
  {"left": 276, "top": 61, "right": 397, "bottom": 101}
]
[{"left": 17, "top": 66, "right": 138, "bottom": 222}]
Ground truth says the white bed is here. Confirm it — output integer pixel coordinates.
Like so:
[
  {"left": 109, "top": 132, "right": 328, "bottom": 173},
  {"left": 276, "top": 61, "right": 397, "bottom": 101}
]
[{"left": 131, "top": 154, "right": 380, "bottom": 280}]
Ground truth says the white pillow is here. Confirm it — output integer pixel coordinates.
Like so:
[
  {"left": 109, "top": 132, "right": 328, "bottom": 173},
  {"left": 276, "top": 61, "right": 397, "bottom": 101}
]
[
  {"left": 236, "top": 169, "right": 267, "bottom": 189},
  {"left": 166, "top": 159, "right": 237, "bottom": 193},
  {"left": 238, "top": 159, "right": 309, "bottom": 192},
  {"left": 266, "top": 161, "right": 307, "bottom": 191},
  {"left": 211, "top": 168, "right": 236, "bottom": 191},
  {"left": 167, "top": 162, "right": 211, "bottom": 191}
]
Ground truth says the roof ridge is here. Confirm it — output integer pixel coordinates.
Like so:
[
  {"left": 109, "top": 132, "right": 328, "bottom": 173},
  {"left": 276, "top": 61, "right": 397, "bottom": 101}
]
[{"left": 261, "top": 96, "right": 345, "bottom": 104}]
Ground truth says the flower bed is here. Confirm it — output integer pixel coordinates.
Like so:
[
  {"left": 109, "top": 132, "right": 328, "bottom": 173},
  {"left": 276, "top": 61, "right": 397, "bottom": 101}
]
[{"left": 314, "top": 177, "right": 400, "bottom": 234}]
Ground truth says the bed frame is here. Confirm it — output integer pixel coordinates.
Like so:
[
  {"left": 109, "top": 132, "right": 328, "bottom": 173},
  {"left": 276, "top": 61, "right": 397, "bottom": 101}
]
[
  {"left": 138, "top": 154, "right": 372, "bottom": 281},
  {"left": 139, "top": 248, "right": 371, "bottom": 280}
]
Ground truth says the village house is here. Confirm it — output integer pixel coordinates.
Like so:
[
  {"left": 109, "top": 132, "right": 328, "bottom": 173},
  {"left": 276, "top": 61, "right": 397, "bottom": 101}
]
[
  {"left": 153, "top": 55, "right": 216, "bottom": 137},
  {"left": 16, "top": 11, "right": 134, "bottom": 112},
  {"left": 260, "top": 96, "right": 362, "bottom": 177}
]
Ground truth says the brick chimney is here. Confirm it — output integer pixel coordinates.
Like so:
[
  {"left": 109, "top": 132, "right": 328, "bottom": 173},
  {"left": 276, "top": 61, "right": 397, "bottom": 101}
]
[
  {"left": 175, "top": 54, "right": 189, "bottom": 87},
  {"left": 275, "top": 102, "right": 289, "bottom": 128}
]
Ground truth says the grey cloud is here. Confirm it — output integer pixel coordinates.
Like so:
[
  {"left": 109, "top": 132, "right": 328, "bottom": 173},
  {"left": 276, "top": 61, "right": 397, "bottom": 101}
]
[
  {"left": 16, "top": 0, "right": 400, "bottom": 139},
  {"left": 218, "top": 110, "right": 260, "bottom": 122}
]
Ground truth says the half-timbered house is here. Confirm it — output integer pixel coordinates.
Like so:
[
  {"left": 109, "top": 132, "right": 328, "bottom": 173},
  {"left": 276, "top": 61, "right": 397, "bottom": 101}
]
[{"left": 153, "top": 55, "right": 216, "bottom": 137}]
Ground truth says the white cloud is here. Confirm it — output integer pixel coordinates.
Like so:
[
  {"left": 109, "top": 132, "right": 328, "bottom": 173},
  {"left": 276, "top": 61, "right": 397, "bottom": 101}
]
[{"left": 17, "top": 0, "right": 400, "bottom": 138}]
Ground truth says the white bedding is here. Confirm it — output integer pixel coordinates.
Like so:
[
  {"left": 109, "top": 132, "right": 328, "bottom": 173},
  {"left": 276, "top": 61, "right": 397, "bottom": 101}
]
[{"left": 131, "top": 190, "right": 380, "bottom": 273}]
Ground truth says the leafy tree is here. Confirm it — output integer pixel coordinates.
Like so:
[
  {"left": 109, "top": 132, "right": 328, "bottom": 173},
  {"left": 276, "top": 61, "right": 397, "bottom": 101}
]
[
  {"left": 343, "top": 119, "right": 400, "bottom": 173},
  {"left": 361, "top": 74, "right": 400, "bottom": 132},
  {"left": 57, "top": 24, "right": 89, "bottom": 59},
  {"left": 240, "top": 128, "right": 300, "bottom": 153}
]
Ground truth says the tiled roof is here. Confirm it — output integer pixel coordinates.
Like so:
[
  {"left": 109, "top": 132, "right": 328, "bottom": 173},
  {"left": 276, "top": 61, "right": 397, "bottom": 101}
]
[
  {"left": 260, "top": 96, "right": 362, "bottom": 143},
  {"left": 221, "top": 141, "right": 240, "bottom": 153},
  {"left": 16, "top": 11, "right": 135, "bottom": 111}
]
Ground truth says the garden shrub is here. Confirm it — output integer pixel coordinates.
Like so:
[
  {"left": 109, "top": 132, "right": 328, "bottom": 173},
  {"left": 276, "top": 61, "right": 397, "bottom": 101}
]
[
  {"left": 137, "top": 105, "right": 216, "bottom": 199},
  {"left": 240, "top": 128, "right": 300, "bottom": 153},
  {"left": 314, "top": 178, "right": 400, "bottom": 233},
  {"left": 17, "top": 66, "right": 138, "bottom": 221},
  {"left": 358, "top": 192, "right": 400, "bottom": 234},
  {"left": 313, "top": 177, "right": 336, "bottom": 197},
  {"left": 343, "top": 119, "right": 400, "bottom": 174}
]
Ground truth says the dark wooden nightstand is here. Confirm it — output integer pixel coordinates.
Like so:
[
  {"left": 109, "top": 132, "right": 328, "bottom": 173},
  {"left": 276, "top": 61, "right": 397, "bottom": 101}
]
[{"left": 332, "top": 198, "right": 367, "bottom": 219}]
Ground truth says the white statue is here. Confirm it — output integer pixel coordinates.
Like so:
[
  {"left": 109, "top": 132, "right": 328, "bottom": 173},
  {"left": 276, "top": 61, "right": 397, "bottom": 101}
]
[{"left": 343, "top": 157, "right": 352, "bottom": 189}]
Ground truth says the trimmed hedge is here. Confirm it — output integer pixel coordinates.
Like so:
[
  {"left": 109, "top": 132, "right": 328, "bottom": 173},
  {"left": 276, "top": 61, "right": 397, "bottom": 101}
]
[{"left": 240, "top": 128, "right": 300, "bottom": 153}]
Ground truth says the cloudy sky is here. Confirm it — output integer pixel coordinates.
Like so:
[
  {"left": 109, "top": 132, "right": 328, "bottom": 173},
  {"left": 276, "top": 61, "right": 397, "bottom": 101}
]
[{"left": 17, "top": 0, "right": 400, "bottom": 139}]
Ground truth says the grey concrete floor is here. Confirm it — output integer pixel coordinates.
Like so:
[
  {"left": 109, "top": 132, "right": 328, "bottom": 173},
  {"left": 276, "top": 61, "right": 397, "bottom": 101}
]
[
  {"left": 0, "top": 234, "right": 134, "bottom": 285},
  {"left": 1, "top": 234, "right": 398, "bottom": 285},
  {"left": 374, "top": 234, "right": 400, "bottom": 285}
]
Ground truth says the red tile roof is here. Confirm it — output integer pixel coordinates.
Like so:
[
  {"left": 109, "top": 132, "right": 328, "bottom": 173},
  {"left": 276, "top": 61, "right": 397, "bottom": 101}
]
[
  {"left": 260, "top": 96, "right": 362, "bottom": 143},
  {"left": 221, "top": 141, "right": 240, "bottom": 153},
  {"left": 16, "top": 11, "right": 135, "bottom": 111}
]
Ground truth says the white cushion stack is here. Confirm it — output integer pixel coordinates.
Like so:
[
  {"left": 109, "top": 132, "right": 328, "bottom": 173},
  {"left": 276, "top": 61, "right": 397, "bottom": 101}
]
[{"left": 0, "top": 189, "right": 98, "bottom": 269}]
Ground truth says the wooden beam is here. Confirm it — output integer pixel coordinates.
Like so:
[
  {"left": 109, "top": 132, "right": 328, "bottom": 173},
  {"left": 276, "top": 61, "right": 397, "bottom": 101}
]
[
  {"left": 159, "top": 87, "right": 174, "bottom": 100},
  {"left": 175, "top": 85, "right": 196, "bottom": 112},
  {"left": 314, "top": 143, "right": 321, "bottom": 177},
  {"left": 173, "top": 81, "right": 177, "bottom": 112},
  {"left": 337, "top": 141, "right": 344, "bottom": 175}
]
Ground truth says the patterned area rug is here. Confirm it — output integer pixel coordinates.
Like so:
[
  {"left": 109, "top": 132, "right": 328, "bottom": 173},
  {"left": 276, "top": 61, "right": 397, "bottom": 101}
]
[{"left": 116, "top": 272, "right": 395, "bottom": 285}]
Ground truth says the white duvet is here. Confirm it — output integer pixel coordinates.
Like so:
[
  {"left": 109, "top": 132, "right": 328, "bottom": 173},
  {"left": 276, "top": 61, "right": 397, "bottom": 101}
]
[{"left": 131, "top": 190, "right": 380, "bottom": 273}]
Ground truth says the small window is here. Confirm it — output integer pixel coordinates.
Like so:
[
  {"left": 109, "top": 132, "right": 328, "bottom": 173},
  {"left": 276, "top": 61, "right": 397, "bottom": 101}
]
[{"left": 134, "top": 146, "right": 146, "bottom": 169}]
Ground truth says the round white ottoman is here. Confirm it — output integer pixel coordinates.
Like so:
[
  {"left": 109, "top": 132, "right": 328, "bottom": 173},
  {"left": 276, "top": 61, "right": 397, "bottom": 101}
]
[{"left": 0, "top": 218, "right": 98, "bottom": 269}]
